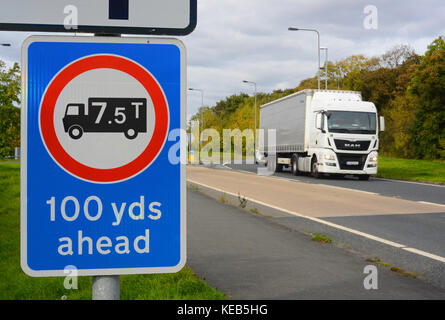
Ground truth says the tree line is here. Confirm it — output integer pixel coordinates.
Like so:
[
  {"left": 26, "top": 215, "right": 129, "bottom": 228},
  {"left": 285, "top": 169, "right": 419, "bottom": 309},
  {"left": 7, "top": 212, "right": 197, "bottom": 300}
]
[
  {"left": 1, "top": 37, "right": 443, "bottom": 160},
  {"left": 190, "top": 36, "right": 444, "bottom": 160}
]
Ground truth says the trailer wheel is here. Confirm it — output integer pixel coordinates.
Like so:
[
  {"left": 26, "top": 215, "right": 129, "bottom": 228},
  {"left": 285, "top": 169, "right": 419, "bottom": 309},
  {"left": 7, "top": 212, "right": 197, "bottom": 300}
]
[
  {"left": 68, "top": 125, "right": 83, "bottom": 140},
  {"left": 124, "top": 128, "right": 138, "bottom": 140},
  {"left": 291, "top": 155, "right": 300, "bottom": 176}
]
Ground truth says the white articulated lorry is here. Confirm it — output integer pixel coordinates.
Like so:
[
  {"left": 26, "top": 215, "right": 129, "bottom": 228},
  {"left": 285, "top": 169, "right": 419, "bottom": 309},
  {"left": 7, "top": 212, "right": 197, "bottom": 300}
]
[{"left": 257, "top": 89, "right": 385, "bottom": 180}]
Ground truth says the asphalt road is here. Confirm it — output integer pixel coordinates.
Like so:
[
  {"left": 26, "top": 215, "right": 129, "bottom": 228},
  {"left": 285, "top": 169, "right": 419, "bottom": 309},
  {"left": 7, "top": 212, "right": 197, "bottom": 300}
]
[
  {"left": 187, "top": 189, "right": 445, "bottom": 299},
  {"left": 187, "top": 164, "right": 445, "bottom": 288},
  {"left": 219, "top": 163, "right": 445, "bottom": 257},
  {"left": 224, "top": 163, "right": 445, "bottom": 205}
]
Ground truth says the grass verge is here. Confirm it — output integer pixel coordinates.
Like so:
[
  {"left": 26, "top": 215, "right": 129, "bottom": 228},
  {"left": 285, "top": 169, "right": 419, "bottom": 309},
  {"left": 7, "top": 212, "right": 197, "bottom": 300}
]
[
  {"left": 310, "top": 233, "right": 332, "bottom": 244},
  {"left": 0, "top": 162, "right": 225, "bottom": 300},
  {"left": 377, "top": 156, "right": 445, "bottom": 184},
  {"left": 366, "top": 258, "right": 419, "bottom": 278}
]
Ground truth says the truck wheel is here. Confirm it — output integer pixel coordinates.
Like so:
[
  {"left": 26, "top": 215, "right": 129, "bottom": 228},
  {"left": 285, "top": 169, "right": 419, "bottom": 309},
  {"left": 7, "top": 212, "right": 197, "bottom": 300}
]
[
  {"left": 124, "top": 128, "right": 138, "bottom": 140},
  {"left": 68, "top": 125, "right": 83, "bottom": 140},
  {"left": 311, "top": 157, "right": 320, "bottom": 179},
  {"left": 291, "top": 155, "right": 299, "bottom": 176}
]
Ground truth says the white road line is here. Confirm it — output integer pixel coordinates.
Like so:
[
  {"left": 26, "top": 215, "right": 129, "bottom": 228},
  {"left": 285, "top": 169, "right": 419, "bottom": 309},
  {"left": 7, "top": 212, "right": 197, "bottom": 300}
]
[
  {"left": 374, "top": 177, "right": 445, "bottom": 188},
  {"left": 307, "top": 183, "right": 379, "bottom": 196},
  {"left": 417, "top": 201, "right": 445, "bottom": 209},
  {"left": 402, "top": 248, "right": 445, "bottom": 263},
  {"left": 237, "top": 169, "right": 256, "bottom": 175},
  {"left": 222, "top": 167, "right": 380, "bottom": 196},
  {"left": 187, "top": 179, "right": 445, "bottom": 264}
]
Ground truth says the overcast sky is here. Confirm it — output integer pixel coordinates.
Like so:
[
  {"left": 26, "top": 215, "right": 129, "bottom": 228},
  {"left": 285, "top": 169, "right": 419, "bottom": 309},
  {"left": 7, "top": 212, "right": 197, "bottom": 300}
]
[{"left": 0, "top": 0, "right": 444, "bottom": 120}]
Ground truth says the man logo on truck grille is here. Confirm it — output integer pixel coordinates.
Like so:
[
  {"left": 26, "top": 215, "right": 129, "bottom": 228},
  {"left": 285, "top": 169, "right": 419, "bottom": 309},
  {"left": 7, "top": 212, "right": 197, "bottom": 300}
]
[
  {"left": 39, "top": 54, "right": 169, "bottom": 183},
  {"left": 63, "top": 98, "right": 147, "bottom": 140}
]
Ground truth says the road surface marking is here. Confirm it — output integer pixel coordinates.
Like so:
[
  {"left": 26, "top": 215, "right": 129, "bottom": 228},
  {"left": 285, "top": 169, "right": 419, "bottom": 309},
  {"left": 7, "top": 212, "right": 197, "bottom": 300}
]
[
  {"left": 373, "top": 177, "right": 445, "bottom": 188},
  {"left": 417, "top": 201, "right": 445, "bottom": 209},
  {"left": 238, "top": 169, "right": 256, "bottom": 175},
  {"left": 224, "top": 166, "right": 380, "bottom": 196},
  {"left": 188, "top": 179, "right": 445, "bottom": 264},
  {"left": 402, "top": 248, "right": 445, "bottom": 263}
]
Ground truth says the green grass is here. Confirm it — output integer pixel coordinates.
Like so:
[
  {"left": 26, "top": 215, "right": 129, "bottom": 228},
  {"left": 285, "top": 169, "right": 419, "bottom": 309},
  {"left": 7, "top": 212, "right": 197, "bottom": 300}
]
[
  {"left": 0, "top": 162, "right": 225, "bottom": 300},
  {"left": 377, "top": 156, "right": 445, "bottom": 184},
  {"left": 310, "top": 233, "right": 332, "bottom": 244},
  {"left": 219, "top": 192, "right": 228, "bottom": 203},
  {"left": 365, "top": 258, "right": 391, "bottom": 268}
]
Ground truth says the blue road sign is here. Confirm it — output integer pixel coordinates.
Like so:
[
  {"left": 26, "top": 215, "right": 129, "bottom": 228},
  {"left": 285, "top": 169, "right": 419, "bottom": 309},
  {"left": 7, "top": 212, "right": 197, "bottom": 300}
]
[{"left": 21, "top": 36, "right": 186, "bottom": 276}]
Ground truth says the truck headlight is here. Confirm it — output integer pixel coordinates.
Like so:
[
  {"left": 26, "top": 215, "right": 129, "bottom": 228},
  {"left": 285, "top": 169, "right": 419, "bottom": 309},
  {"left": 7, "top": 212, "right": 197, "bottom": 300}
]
[
  {"left": 369, "top": 155, "right": 378, "bottom": 162},
  {"left": 324, "top": 154, "right": 335, "bottom": 161}
]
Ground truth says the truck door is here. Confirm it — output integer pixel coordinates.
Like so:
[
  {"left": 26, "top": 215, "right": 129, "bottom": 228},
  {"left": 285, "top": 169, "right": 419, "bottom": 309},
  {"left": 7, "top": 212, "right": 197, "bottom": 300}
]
[{"left": 314, "top": 111, "right": 325, "bottom": 147}]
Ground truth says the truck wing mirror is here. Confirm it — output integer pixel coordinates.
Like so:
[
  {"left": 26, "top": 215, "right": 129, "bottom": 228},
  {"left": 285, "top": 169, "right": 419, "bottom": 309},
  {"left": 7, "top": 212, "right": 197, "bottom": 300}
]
[
  {"left": 315, "top": 113, "right": 322, "bottom": 130},
  {"left": 379, "top": 116, "right": 385, "bottom": 132},
  {"left": 315, "top": 113, "right": 325, "bottom": 133}
]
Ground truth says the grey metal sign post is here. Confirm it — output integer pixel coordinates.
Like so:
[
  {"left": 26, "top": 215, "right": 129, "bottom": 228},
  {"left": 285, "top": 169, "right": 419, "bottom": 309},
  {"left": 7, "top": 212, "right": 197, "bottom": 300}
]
[{"left": 92, "top": 276, "right": 120, "bottom": 300}]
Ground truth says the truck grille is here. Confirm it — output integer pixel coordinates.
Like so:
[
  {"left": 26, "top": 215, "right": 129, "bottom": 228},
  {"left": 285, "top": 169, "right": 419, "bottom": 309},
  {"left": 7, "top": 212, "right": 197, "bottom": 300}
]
[
  {"left": 336, "top": 153, "right": 367, "bottom": 170},
  {"left": 334, "top": 139, "right": 370, "bottom": 151}
]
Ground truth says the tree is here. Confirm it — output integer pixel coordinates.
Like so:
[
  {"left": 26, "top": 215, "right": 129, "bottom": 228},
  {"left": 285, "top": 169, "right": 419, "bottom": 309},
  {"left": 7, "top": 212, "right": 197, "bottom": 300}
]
[
  {"left": 0, "top": 60, "right": 21, "bottom": 107},
  {"left": 0, "top": 60, "right": 21, "bottom": 158},
  {"left": 0, "top": 105, "right": 20, "bottom": 157},
  {"left": 379, "top": 44, "right": 416, "bottom": 69},
  {"left": 408, "top": 36, "right": 445, "bottom": 159}
]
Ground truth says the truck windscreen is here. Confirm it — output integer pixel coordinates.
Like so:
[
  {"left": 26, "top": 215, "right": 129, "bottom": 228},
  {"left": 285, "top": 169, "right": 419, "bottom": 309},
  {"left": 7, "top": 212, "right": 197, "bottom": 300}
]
[{"left": 326, "top": 111, "right": 376, "bottom": 134}]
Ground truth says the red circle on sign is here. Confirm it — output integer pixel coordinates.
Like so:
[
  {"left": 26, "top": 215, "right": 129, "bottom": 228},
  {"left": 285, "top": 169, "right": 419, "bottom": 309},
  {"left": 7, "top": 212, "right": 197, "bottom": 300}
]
[{"left": 39, "top": 54, "right": 169, "bottom": 183}]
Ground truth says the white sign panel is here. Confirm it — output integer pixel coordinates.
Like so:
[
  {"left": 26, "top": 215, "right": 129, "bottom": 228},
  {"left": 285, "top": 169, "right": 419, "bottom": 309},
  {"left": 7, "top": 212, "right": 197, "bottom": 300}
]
[{"left": 0, "top": 0, "right": 196, "bottom": 35}]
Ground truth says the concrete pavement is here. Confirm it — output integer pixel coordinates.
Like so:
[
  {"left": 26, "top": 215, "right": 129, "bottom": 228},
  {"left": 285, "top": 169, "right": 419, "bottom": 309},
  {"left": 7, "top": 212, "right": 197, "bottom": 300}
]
[{"left": 225, "top": 163, "right": 445, "bottom": 205}]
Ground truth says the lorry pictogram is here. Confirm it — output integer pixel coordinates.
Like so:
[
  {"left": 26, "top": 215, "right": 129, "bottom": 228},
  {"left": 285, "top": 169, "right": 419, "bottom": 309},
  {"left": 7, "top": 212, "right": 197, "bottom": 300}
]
[{"left": 62, "top": 97, "right": 147, "bottom": 140}]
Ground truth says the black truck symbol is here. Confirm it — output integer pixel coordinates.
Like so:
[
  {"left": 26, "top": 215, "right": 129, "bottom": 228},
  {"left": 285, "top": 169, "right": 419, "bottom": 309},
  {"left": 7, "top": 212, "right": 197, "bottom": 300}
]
[{"left": 62, "top": 98, "right": 147, "bottom": 140}]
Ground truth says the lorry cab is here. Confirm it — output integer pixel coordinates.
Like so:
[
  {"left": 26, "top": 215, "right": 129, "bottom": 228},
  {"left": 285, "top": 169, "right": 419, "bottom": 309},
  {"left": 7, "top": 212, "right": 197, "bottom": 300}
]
[{"left": 308, "top": 92, "right": 383, "bottom": 179}]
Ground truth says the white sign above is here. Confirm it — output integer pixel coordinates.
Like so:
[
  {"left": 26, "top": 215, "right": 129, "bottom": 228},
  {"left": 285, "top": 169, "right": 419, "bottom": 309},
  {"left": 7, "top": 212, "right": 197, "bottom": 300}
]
[{"left": 0, "top": 0, "right": 197, "bottom": 35}]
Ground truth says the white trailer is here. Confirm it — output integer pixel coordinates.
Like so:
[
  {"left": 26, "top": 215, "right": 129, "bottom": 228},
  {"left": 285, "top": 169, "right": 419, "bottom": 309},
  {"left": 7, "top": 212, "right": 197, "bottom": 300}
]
[{"left": 257, "top": 89, "right": 384, "bottom": 180}]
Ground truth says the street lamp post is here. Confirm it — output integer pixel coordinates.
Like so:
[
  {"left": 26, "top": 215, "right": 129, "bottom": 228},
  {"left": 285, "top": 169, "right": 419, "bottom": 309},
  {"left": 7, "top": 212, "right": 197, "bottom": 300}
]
[
  {"left": 320, "top": 47, "right": 328, "bottom": 90},
  {"left": 188, "top": 88, "right": 204, "bottom": 131},
  {"left": 242, "top": 80, "right": 257, "bottom": 153},
  {"left": 188, "top": 88, "right": 204, "bottom": 162},
  {"left": 288, "top": 27, "right": 321, "bottom": 90}
]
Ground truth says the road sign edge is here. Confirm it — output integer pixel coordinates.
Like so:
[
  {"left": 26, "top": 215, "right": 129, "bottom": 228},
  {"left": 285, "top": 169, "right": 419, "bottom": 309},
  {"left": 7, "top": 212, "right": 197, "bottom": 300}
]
[{"left": 20, "top": 35, "right": 187, "bottom": 276}]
